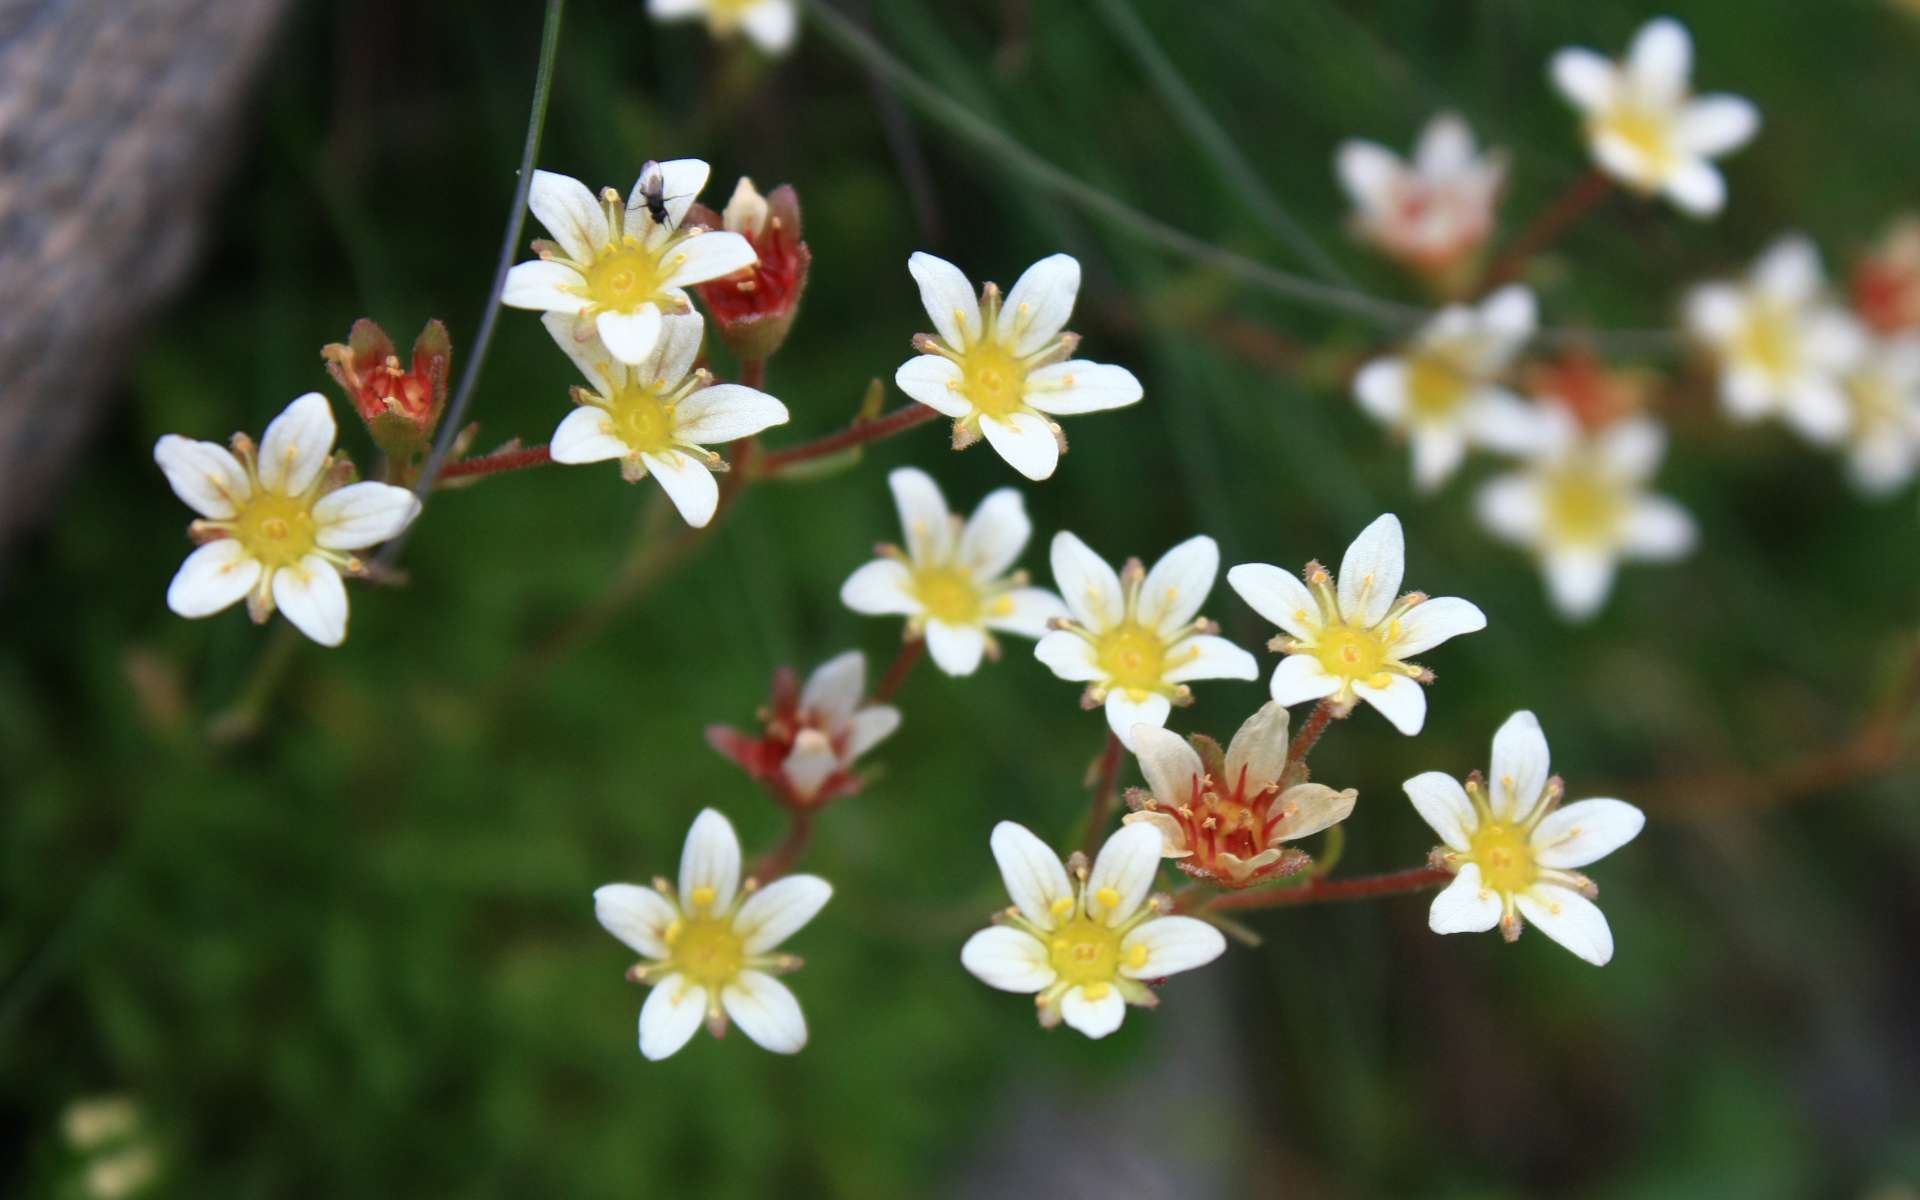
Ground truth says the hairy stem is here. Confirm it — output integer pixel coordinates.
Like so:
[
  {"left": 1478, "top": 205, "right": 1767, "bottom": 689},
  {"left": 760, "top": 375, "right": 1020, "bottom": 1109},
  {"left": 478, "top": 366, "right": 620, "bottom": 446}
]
[
  {"left": 1185, "top": 866, "right": 1451, "bottom": 913},
  {"left": 1080, "top": 731, "right": 1126, "bottom": 857},
  {"left": 1288, "top": 699, "right": 1338, "bottom": 765},
  {"left": 436, "top": 444, "right": 553, "bottom": 482},
  {"left": 756, "top": 403, "right": 942, "bottom": 476},
  {"left": 750, "top": 811, "right": 816, "bottom": 882},
  {"left": 874, "top": 637, "right": 925, "bottom": 704}
]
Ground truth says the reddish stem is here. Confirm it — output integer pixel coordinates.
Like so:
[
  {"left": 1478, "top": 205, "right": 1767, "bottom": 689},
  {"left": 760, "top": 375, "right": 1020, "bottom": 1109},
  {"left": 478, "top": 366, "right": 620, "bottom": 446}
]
[
  {"left": 739, "top": 358, "right": 767, "bottom": 391},
  {"left": 750, "top": 811, "right": 815, "bottom": 882},
  {"left": 1288, "top": 699, "right": 1338, "bottom": 765},
  {"left": 874, "top": 638, "right": 925, "bottom": 704},
  {"left": 436, "top": 444, "right": 552, "bottom": 482},
  {"left": 1188, "top": 866, "right": 1452, "bottom": 913},
  {"left": 1482, "top": 169, "right": 1612, "bottom": 289},
  {"left": 1079, "top": 732, "right": 1126, "bottom": 857},
  {"left": 756, "top": 404, "right": 942, "bottom": 475}
]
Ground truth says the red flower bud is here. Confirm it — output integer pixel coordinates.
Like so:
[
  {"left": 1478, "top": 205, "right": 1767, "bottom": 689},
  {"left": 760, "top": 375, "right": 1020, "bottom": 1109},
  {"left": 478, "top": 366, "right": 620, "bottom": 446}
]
[
  {"left": 322, "top": 319, "right": 452, "bottom": 476},
  {"left": 690, "top": 179, "right": 811, "bottom": 365},
  {"left": 1854, "top": 218, "right": 1920, "bottom": 335}
]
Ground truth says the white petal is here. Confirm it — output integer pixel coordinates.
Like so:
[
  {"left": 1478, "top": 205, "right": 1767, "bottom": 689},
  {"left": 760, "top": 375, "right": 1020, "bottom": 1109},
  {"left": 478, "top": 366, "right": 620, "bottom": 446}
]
[
  {"left": 1033, "top": 629, "right": 1102, "bottom": 682},
  {"left": 1805, "top": 310, "right": 1869, "bottom": 373},
  {"left": 1353, "top": 358, "right": 1408, "bottom": 425},
  {"left": 997, "top": 253, "right": 1080, "bottom": 356},
  {"left": 1488, "top": 710, "right": 1551, "bottom": 822},
  {"left": 989, "top": 821, "right": 1073, "bottom": 931},
  {"left": 166, "top": 539, "right": 260, "bottom": 619},
  {"left": 888, "top": 466, "right": 954, "bottom": 563},
  {"left": 311, "top": 482, "right": 421, "bottom": 551},
  {"left": 528, "top": 170, "right": 609, "bottom": 263},
  {"left": 1627, "top": 17, "right": 1692, "bottom": 106},
  {"left": 596, "top": 306, "right": 664, "bottom": 366},
  {"left": 642, "top": 449, "right": 720, "bottom": 527},
  {"left": 1679, "top": 95, "right": 1759, "bottom": 157},
  {"left": 925, "top": 619, "right": 988, "bottom": 676},
  {"left": 154, "top": 436, "right": 250, "bottom": 519},
  {"left": 1549, "top": 48, "right": 1615, "bottom": 112},
  {"left": 1754, "top": 236, "right": 1823, "bottom": 306},
  {"left": 501, "top": 259, "right": 589, "bottom": 313},
  {"left": 257, "top": 393, "right": 335, "bottom": 496},
  {"left": 1620, "top": 496, "right": 1696, "bottom": 560},
  {"left": 1428, "top": 864, "right": 1502, "bottom": 934},
  {"left": 979, "top": 412, "right": 1060, "bottom": 481},
  {"left": 1410, "top": 425, "right": 1468, "bottom": 492},
  {"left": 538, "top": 312, "right": 617, "bottom": 396},
  {"left": 1355, "top": 672, "right": 1427, "bottom": 735},
  {"left": 985, "top": 587, "right": 1069, "bottom": 639},
  {"left": 1162, "top": 634, "right": 1259, "bottom": 685},
  {"left": 1478, "top": 473, "right": 1546, "bottom": 545},
  {"left": 1685, "top": 282, "right": 1746, "bottom": 343},
  {"left": 272, "top": 555, "right": 348, "bottom": 647},
  {"left": 1515, "top": 885, "right": 1614, "bottom": 965},
  {"left": 721, "top": 970, "right": 807, "bottom": 1054},
  {"left": 840, "top": 558, "right": 919, "bottom": 617},
  {"left": 1403, "top": 771, "right": 1477, "bottom": 852},
  {"left": 738, "top": 0, "right": 798, "bottom": 54},
  {"left": 1050, "top": 530, "right": 1123, "bottom": 630},
  {"left": 1337, "top": 513, "right": 1406, "bottom": 628},
  {"left": 1131, "top": 724, "right": 1203, "bottom": 809},
  {"left": 1223, "top": 702, "right": 1290, "bottom": 795},
  {"left": 1138, "top": 535, "right": 1218, "bottom": 635},
  {"left": 1390, "top": 596, "right": 1486, "bottom": 657},
  {"left": 1105, "top": 690, "right": 1173, "bottom": 750},
  {"left": 1479, "top": 284, "right": 1538, "bottom": 347},
  {"left": 550, "top": 406, "right": 630, "bottom": 464},
  {"left": 1267, "top": 653, "right": 1341, "bottom": 707},
  {"left": 733, "top": 874, "right": 831, "bottom": 954},
  {"left": 845, "top": 705, "right": 900, "bottom": 760},
  {"left": 799, "top": 649, "right": 864, "bottom": 725},
  {"left": 1662, "top": 160, "right": 1725, "bottom": 218},
  {"left": 782, "top": 737, "right": 839, "bottom": 801},
  {"left": 1414, "top": 112, "right": 1475, "bottom": 174},
  {"left": 1022, "top": 361, "right": 1143, "bottom": 415},
  {"left": 1119, "top": 916, "right": 1226, "bottom": 978},
  {"left": 1335, "top": 140, "right": 1402, "bottom": 209},
  {"left": 1598, "top": 417, "right": 1667, "bottom": 480},
  {"left": 906, "top": 251, "right": 982, "bottom": 348},
  {"left": 1531, "top": 799, "right": 1646, "bottom": 869},
  {"left": 1085, "top": 821, "right": 1163, "bottom": 926},
  {"left": 1058, "top": 984, "right": 1127, "bottom": 1039},
  {"left": 673, "top": 384, "right": 788, "bottom": 445},
  {"left": 678, "top": 808, "right": 741, "bottom": 912},
  {"left": 1465, "top": 389, "right": 1552, "bottom": 456},
  {"left": 594, "top": 883, "right": 678, "bottom": 959},
  {"left": 663, "top": 230, "right": 758, "bottom": 288},
  {"left": 961, "top": 926, "right": 1056, "bottom": 993},
  {"left": 1782, "top": 379, "right": 1852, "bottom": 445},
  {"left": 1543, "top": 548, "right": 1617, "bottom": 621},
  {"left": 894, "top": 354, "right": 970, "bottom": 418},
  {"left": 958, "top": 487, "right": 1030, "bottom": 580},
  {"left": 637, "top": 975, "right": 706, "bottom": 1060},
  {"left": 1226, "top": 562, "right": 1321, "bottom": 642},
  {"left": 629, "top": 159, "right": 711, "bottom": 233},
  {"left": 1268, "top": 783, "right": 1356, "bottom": 842}
]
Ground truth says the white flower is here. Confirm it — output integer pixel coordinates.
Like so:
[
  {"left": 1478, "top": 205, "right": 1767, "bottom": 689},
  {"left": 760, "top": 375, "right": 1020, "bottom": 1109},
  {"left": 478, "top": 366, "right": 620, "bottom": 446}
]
[
  {"left": 1406, "top": 711, "right": 1644, "bottom": 965},
  {"left": 1549, "top": 17, "right": 1759, "bottom": 216},
  {"left": 1840, "top": 336, "right": 1920, "bottom": 496},
  {"left": 1227, "top": 513, "right": 1484, "bottom": 736},
  {"left": 1034, "top": 533, "right": 1258, "bottom": 750},
  {"left": 781, "top": 652, "right": 903, "bottom": 802},
  {"left": 154, "top": 393, "right": 420, "bottom": 647},
  {"left": 595, "top": 808, "right": 830, "bottom": 1060},
  {"left": 1335, "top": 112, "right": 1507, "bottom": 275},
  {"left": 839, "top": 468, "right": 1068, "bottom": 675},
  {"left": 647, "top": 0, "right": 796, "bottom": 55},
  {"left": 894, "top": 252, "right": 1143, "bottom": 481},
  {"left": 541, "top": 311, "right": 787, "bottom": 526},
  {"left": 1352, "top": 285, "right": 1545, "bottom": 491},
  {"left": 503, "top": 160, "right": 758, "bottom": 365},
  {"left": 1685, "top": 236, "right": 1868, "bottom": 444},
  {"left": 1477, "top": 411, "right": 1695, "bottom": 621},
  {"left": 960, "top": 821, "right": 1225, "bottom": 1038}
]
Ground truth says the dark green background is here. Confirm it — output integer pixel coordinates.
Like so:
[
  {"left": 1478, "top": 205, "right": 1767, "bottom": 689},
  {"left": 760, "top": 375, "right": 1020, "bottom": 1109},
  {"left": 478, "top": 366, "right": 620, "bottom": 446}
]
[{"left": 6, "top": 1, "right": 1919, "bottom": 1195}]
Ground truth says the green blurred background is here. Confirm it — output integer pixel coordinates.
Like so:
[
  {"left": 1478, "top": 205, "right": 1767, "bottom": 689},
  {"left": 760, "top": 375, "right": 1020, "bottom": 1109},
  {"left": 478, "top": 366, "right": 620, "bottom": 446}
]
[{"left": 6, "top": 0, "right": 1920, "bottom": 1195}]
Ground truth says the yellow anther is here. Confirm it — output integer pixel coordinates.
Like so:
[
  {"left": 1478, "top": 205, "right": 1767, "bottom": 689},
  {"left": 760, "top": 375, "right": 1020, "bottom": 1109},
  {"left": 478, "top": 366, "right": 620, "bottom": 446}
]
[
  {"left": 690, "top": 885, "right": 717, "bottom": 910},
  {"left": 1126, "top": 943, "right": 1150, "bottom": 970},
  {"left": 1094, "top": 887, "right": 1121, "bottom": 912},
  {"left": 1081, "top": 982, "right": 1111, "bottom": 1002},
  {"left": 1049, "top": 896, "right": 1074, "bottom": 918}
]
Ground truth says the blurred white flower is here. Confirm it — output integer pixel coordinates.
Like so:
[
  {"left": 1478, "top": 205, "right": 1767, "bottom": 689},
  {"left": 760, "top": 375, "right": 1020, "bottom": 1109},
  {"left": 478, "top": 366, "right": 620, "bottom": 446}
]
[
  {"left": 1685, "top": 236, "right": 1867, "bottom": 443},
  {"left": 707, "top": 651, "right": 901, "bottom": 805},
  {"left": 1227, "top": 514, "right": 1484, "bottom": 736},
  {"left": 894, "top": 252, "right": 1142, "bottom": 481},
  {"left": 596, "top": 809, "right": 830, "bottom": 1060},
  {"left": 503, "top": 161, "right": 757, "bottom": 364},
  {"left": 1477, "top": 410, "right": 1695, "bottom": 621},
  {"left": 647, "top": 0, "right": 796, "bottom": 55},
  {"left": 1406, "top": 710, "right": 1644, "bottom": 965},
  {"left": 839, "top": 468, "right": 1067, "bottom": 675},
  {"left": 1549, "top": 17, "right": 1758, "bottom": 217},
  {"left": 1352, "top": 285, "right": 1544, "bottom": 491},
  {"left": 1840, "top": 336, "right": 1920, "bottom": 496},
  {"left": 1034, "top": 533, "right": 1257, "bottom": 750},
  {"left": 541, "top": 311, "right": 787, "bottom": 526},
  {"left": 1335, "top": 112, "right": 1507, "bottom": 277},
  {"left": 960, "top": 821, "right": 1224, "bottom": 1038},
  {"left": 154, "top": 393, "right": 419, "bottom": 647}
]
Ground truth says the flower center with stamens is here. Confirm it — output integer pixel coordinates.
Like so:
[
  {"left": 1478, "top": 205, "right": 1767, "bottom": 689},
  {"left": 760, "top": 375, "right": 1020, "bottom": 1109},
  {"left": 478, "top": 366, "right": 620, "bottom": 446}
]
[
  {"left": 1314, "top": 622, "right": 1389, "bottom": 682},
  {"left": 1596, "top": 104, "right": 1678, "bottom": 180},
  {"left": 607, "top": 384, "right": 678, "bottom": 455},
  {"left": 1543, "top": 468, "right": 1625, "bottom": 547},
  {"left": 234, "top": 493, "right": 318, "bottom": 569},
  {"left": 912, "top": 565, "right": 982, "bottom": 624},
  {"left": 960, "top": 342, "right": 1028, "bottom": 419},
  {"left": 667, "top": 914, "right": 744, "bottom": 989},
  {"left": 1096, "top": 621, "right": 1167, "bottom": 694},
  {"left": 1735, "top": 302, "right": 1802, "bottom": 381},
  {"left": 1406, "top": 350, "right": 1469, "bottom": 421},
  {"left": 1047, "top": 915, "right": 1123, "bottom": 987},
  {"left": 585, "top": 243, "right": 670, "bottom": 313},
  {"left": 1466, "top": 821, "right": 1537, "bottom": 894}
]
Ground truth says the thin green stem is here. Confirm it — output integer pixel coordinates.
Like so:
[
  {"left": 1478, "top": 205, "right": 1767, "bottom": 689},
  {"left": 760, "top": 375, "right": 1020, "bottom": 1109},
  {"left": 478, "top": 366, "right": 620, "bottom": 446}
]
[{"left": 205, "top": 623, "right": 301, "bottom": 744}]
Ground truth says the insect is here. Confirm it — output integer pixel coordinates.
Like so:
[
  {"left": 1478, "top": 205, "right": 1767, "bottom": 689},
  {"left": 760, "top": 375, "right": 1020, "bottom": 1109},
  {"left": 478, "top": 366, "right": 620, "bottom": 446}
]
[{"left": 635, "top": 161, "right": 688, "bottom": 227}]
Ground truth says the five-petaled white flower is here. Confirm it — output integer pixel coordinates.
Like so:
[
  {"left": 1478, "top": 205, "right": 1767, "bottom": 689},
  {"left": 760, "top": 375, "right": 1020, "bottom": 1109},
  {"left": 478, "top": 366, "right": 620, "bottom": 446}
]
[
  {"left": 1549, "top": 17, "right": 1759, "bottom": 217},
  {"left": 1406, "top": 710, "right": 1644, "bottom": 966},
  {"left": 1034, "top": 532, "right": 1257, "bottom": 750},
  {"left": 839, "top": 467, "right": 1067, "bottom": 675},
  {"left": 542, "top": 311, "right": 788, "bottom": 526},
  {"left": 1839, "top": 336, "right": 1920, "bottom": 496},
  {"left": 1685, "top": 236, "right": 1868, "bottom": 444},
  {"left": 1352, "top": 285, "right": 1544, "bottom": 492},
  {"left": 155, "top": 393, "right": 420, "bottom": 647},
  {"left": 503, "top": 160, "right": 757, "bottom": 365},
  {"left": 894, "top": 252, "right": 1143, "bottom": 481},
  {"left": 595, "top": 808, "right": 830, "bottom": 1060},
  {"left": 1227, "top": 514, "right": 1484, "bottom": 736},
  {"left": 960, "top": 821, "right": 1225, "bottom": 1039},
  {"left": 646, "top": 0, "right": 796, "bottom": 54},
  {"left": 1477, "top": 410, "right": 1695, "bottom": 621},
  {"left": 1335, "top": 112, "right": 1507, "bottom": 278}
]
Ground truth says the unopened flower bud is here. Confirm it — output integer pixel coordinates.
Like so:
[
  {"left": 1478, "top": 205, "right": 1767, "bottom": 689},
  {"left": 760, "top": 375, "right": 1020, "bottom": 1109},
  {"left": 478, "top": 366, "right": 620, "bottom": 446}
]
[
  {"left": 321, "top": 318, "right": 451, "bottom": 480},
  {"left": 1854, "top": 216, "right": 1920, "bottom": 335},
  {"left": 690, "top": 178, "right": 811, "bottom": 365}
]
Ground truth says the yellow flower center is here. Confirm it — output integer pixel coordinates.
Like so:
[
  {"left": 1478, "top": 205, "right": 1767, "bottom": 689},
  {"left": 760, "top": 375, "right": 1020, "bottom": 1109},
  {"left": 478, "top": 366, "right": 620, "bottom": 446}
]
[
  {"left": 1406, "top": 350, "right": 1469, "bottom": 422},
  {"left": 1047, "top": 916, "right": 1123, "bottom": 987},
  {"left": 912, "top": 565, "right": 981, "bottom": 625},
  {"left": 606, "top": 384, "right": 678, "bottom": 455},
  {"left": 667, "top": 915, "right": 744, "bottom": 990},
  {"left": 1735, "top": 302, "right": 1802, "bottom": 381},
  {"left": 1313, "top": 621, "right": 1389, "bottom": 683},
  {"left": 233, "top": 492, "right": 318, "bottom": 569},
  {"left": 584, "top": 243, "right": 670, "bottom": 313},
  {"left": 1596, "top": 104, "right": 1678, "bottom": 179},
  {"left": 960, "top": 341, "right": 1028, "bottom": 419},
  {"left": 1850, "top": 370, "right": 1900, "bottom": 432},
  {"left": 1467, "top": 821, "right": 1538, "bottom": 894},
  {"left": 1543, "top": 467, "right": 1625, "bottom": 547},
  {"left": 1095, "top": 621, "right": 1167, "bottom": 694}
]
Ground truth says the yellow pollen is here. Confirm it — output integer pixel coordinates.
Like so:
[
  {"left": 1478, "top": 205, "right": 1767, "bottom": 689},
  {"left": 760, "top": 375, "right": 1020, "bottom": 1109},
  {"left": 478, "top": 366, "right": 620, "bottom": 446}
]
[
  {"left": 1313, "top": 621, "right": 1389, "bottom": 681},
  {"left": 584, "top": 242, "right": 670, "bottom": 312},
  {"left": 689, "top": 885, "right": 717, "bottom": 911},
  {"left": 1406, "top": 349, "right": 1469, "bottom": 421},
  {"left": 959, "top": 341, "right": 1029, "bottom": 419},
  {"left": 1080, "top": 982, "right": 1112, "bottom": 1001},
  {"left": 1093, "top": 887, "right": 1121, "bottom": 912},
  {"left": 1735, "top": 301, "right": 1803, "bottom": 381},
  {"left": 1125, "top": 943, "right": 1150, "bottom": 970},
  {"left": 911, "top": 565, "right": 982, "bottom": 624},
  {"left": 1595, "top": 104, "right": 1678, "bottom": 180},
  {"left": 1047, "top": 917, "right": 1122, "bottom": 987},
  {"left": 1467, "top": 821, "right": 1538, "bottom": 895},
  {"left": 1048, "top": 896, "right": 1074, "bottom": 919},
  {"left": 1542, "top": 467, "right": 1625, "bottom": 548},
  {"left": 233, "top": 492, "right": 318, "bottom": 569},
  {"left": 605, "top": 383, "right": 678, "bottom": 455},
  {"left": 668, "top": 915, "right": 744, "bottom": 989},
  {"left": 1095, "top": 621, "right": 1168, "bottom": 693}
]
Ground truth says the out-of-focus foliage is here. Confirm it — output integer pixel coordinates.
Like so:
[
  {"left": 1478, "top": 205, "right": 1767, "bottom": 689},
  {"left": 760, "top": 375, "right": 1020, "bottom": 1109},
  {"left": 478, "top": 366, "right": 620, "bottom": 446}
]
[{"left": 4, "top": 1, "right": 1919, "bottom": 1196}]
